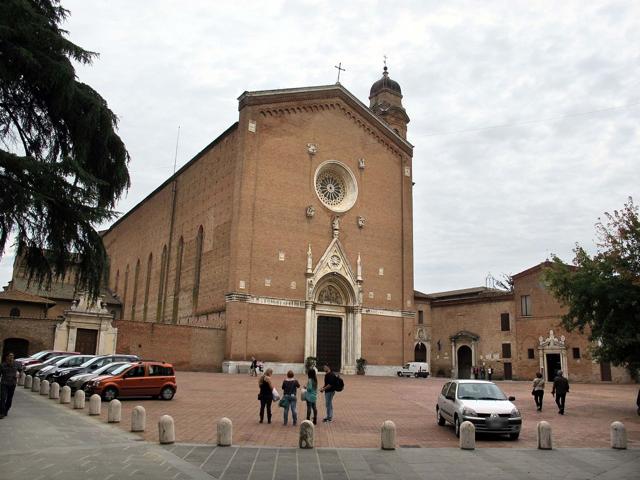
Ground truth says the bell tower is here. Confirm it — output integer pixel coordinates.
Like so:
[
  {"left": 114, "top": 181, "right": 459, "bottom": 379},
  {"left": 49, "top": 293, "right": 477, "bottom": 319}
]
[{"left": 369, "top": 66, "right": 410, "bottom": 139}]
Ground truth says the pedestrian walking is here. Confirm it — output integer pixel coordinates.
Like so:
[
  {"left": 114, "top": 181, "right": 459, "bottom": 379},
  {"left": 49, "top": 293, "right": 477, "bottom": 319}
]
[
  {"left": 480, "top": 366, "right": 486, "bottom": 379},
  {"left": 0, "top": 352, "right": 18, "bottom": 419},
  {"left": 249, "top": 356, "right": 258, "bottom": 376},
  {"left": 258, "top": 368, "right": 274, "bottom": 424},
  {"left": 532, "top": 372, "right": 545, "bottom": 411},
  {"left": 487, "top": 366, "right": 493, "bottom": 381},
  {"left": 320, "top": 364, "right": 338, "bottom": 422},
  {"left": 281, "top": 370, "right": 300, "bottom": 426},
  {"left": 473, "top": 366, "right": 478, "bottom": 379},
  {"left": 305, "top": 368, "right": 318, "bottom": 425},
  {"left": 551, "top": 370, "right": 570, "bottom": 415}
]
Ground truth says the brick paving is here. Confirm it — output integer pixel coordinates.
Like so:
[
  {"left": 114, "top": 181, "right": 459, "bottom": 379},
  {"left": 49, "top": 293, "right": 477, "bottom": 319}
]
[{"left": 82, "top": 372, "right": 640, "bottom": 448}]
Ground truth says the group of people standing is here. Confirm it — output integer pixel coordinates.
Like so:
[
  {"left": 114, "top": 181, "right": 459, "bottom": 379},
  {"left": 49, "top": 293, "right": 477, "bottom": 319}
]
[
  {"left": 472, "top": 366, "right": 493, "bottom": 380},
  {"left": 531, "top": 370, "right": 570, "bottom": 414},
  {"left": 257, "top": 364, "right": 340, "bottom": 425}
]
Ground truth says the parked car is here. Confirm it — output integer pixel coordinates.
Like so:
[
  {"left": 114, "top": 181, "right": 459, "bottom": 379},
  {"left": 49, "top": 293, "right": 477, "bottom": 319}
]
[
  {"left": 397, "top": 362, "right": 430, "bottom": 378},
  {"left": 23, "top": 354, "right": 76, "bottom": 376},
  {"left": 52, "top": 354, "right": 140, "bottom": 387},
  {"left": 15, "top": 350, "right": 78, "bottom": 371},
  {"left": 36, "top": 355, "right": 96, "bottom": 381},
  {"left": 66, "top": 362, "right": 133, "bottom": 393},
  {"left": 84, "top": 361, "right": 177, "bottom": 401},
  {"left": 436, "top": 380, "right": 522, "bottom": 440}
]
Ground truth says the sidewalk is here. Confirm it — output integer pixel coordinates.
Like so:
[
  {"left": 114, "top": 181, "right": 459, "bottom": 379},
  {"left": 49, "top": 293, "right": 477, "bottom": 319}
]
[{"left": 1, "top": 388, "right": 638, "bottom": 480}]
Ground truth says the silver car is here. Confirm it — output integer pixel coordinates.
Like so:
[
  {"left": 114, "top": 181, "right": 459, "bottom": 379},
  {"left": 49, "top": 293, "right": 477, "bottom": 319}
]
[{"left": 436, "top": 380, "right": 522, "bottom": 440}]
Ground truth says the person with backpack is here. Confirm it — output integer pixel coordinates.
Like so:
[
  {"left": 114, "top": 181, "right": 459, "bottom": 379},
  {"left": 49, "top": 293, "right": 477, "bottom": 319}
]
[{"left": 320, "top": 363, "right": 343, "bottom": 422}]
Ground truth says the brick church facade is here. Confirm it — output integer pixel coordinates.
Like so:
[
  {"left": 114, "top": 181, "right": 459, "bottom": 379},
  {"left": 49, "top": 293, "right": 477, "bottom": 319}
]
[{"left": 102, "top": 68, "right": 416, "bottom": 374}]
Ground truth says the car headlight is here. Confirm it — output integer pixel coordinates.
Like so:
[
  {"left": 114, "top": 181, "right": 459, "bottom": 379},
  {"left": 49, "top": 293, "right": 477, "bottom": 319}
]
[
  {"left": 462, "top": 407, "right": 478, "bottom": 417},
  {"left": 510, "top": 408, "right": 521, "bottom": 418}
]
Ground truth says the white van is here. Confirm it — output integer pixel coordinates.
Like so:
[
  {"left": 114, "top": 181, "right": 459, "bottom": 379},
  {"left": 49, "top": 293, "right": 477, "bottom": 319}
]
[{"left": 397, "top": 362, "right": 430, "bottom": 378}]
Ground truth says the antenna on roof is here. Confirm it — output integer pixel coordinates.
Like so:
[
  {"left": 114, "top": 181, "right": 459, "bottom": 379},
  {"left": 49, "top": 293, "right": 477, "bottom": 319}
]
[{"left": 172, "top": 125, "right": 181, "bottom": 174}]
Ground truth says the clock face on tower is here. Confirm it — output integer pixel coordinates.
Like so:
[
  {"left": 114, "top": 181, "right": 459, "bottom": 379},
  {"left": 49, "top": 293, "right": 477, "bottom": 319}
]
[{"left": 314, "top": 160, "right": 358, "bottom": 213}]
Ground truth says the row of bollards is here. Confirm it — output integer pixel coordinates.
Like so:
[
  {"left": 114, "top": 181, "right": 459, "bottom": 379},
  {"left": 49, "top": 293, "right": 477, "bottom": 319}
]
[
  {"left": 19, "top": 373, "right": 629, "bottom": 450},
  {"left": 20, "top": 373, "right": 145, "bottom": 432}
]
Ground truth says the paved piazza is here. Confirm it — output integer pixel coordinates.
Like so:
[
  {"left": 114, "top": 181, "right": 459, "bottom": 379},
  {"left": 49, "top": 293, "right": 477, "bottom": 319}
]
[{"left": 89, "top": 372, "right": 640, "bottom": 449}]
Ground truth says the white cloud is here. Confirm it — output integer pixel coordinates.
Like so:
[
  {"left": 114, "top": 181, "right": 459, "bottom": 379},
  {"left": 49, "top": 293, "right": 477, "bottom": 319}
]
[{"left": 1, "top": 0, "right": 639, "bottom": 293}]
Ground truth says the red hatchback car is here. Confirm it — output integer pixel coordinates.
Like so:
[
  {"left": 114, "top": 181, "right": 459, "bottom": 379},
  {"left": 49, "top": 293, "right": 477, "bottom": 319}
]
[{"left": 84, "top": 361, "right": 176, "bottom": 401}]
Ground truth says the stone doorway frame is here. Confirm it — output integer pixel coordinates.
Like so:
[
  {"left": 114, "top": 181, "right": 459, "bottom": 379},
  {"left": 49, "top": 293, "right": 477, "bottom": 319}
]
[
  {"left": 450, "top": 330, "right": 479, "bottom": 379},
  {"left": 538, "top": 330, "right": 568, "bottom": 380}
]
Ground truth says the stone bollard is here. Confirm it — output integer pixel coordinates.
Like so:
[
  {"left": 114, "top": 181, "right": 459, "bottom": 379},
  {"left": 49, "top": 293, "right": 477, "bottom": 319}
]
[
  {"left": 299, "top": 420, "right": 315, "bottom": 449},
  {"left": 18, "top": 372, "right": 25, "bottom": 386},
  {"left": 381, "top": 420, "right": 397, "bottom": 450},
  {"left": 89, "top": 394, "right": 101, "bottom": 415},
  {"left": 73, "top": 389, "right": 86, "bottom": 409},
  {"left": 24, "top": 375, "right": 32, "bottom": 389},
  {"left": 49, "top": 382, "right": 60, "bottom": 400},
  {"left": 40, "top": 379, "right": 50, "bottom": 396},
  {"left": 158, "top": 415, "right": 175, "bottom": 444},
  {"left": 459, "top": 421, "right": 476, "bottom": 450},
  {"left": 537, "top": 421, "right": 553, "bottom": 450},
  {"left": 217, "top": 417, "right": 233, "bottom": 446},
  {"left": 31, "top": 376, "right": 41, "bottom": 392},
  {"left": 108, "top": 399, "right": 122, "bottom": 423},
  {"left": 60, "top": 386, "right": 71, "bottom": 404},
  {"left": 131, "top": 406, "right": 146, "bottom": 432},
  {"left": 610, "top": 421, "right": 627, "bottom": 450}
]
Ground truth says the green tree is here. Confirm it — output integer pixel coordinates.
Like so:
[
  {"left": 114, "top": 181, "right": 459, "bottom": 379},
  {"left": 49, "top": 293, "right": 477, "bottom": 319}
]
[
  {"left": 545, "top": 197, "right": 640, "bottom": 376},
  {"left": 0, "top": 0, "right": 130, "bottom": 297}
]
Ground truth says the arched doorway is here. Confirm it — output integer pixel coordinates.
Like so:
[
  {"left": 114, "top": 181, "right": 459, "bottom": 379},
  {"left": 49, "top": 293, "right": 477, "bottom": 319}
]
[
  {"left": 414, "top": 342, "right": 427, "bottom": 362},
  {"left": 2, "top": 338, "right": 29, "bottom": 359},
  {"left": 457, "top": 345, "right": 472, "bottom": 379}
]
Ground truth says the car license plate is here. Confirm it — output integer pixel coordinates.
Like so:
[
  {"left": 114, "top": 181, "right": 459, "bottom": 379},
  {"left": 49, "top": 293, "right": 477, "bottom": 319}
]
[{"left": 487, "top": 417, "right": 507, "bottom": 429}]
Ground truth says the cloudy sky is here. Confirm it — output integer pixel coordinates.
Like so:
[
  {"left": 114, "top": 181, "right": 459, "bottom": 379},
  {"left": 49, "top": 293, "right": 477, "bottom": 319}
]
[{"left": 2, "top": 0, "right": 639, "bottom": 293}]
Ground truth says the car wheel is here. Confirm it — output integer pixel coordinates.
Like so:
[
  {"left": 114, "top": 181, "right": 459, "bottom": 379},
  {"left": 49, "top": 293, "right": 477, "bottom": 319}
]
[
  {"left": 397, "top": 372, "right": 402, "bottom": 377},
  {"left": 103, "top": 387, "right": 118, "bottom": 402},
  {"left": 414, "top": 373, "right": 419, "bottom": 378},
  {"left": 454, "top": 416, "right": 461, "bottom": 438},
  {"left": 160, "top": 386, "right": 175, "bottom": 401},
  {"left": 509, "top": 432, "right": 520, "bottom": 440},
  {"left": 436, "top": 408, "right": 446, "bottom": 426}
]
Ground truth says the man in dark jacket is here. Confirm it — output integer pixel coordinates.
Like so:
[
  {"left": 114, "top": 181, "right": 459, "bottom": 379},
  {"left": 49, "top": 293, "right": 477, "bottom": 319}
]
[
  {"left": 551, "top": 370, "right": 570, "bottom": 415},
  {"left": 0, "top": 352, "right": 18, "bottom": 418},
  {"left": 320, "top": 364, "right": 338, "bottom": 422}
]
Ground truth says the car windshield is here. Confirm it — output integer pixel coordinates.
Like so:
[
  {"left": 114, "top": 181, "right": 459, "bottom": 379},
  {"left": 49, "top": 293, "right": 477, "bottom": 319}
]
[
  {"left": 30, "top": 351, "right": 49, "bottom": 359},
  {"left": 96, "top": 362, "right": 131, "bottom": 375},
  {"left": 110, "top": 363, "right": 134, "bottom": 375},
  {"left": 80, "top": 356, "right": 104, "bottom": 368},
  {"left": 457, "top": 383, "right": 507, "bottom": 400},
  {"left": 41, "top": 356, "right": 67, "bottom": 366}
]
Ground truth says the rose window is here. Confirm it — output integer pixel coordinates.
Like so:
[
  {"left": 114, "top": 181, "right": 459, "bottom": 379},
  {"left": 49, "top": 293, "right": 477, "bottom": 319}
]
[
  {"left": 313, "top": 160, "right": 358, "bottom": 213},
  {"left": 316, "top": 171, "right": 346, "bottom": 206}
]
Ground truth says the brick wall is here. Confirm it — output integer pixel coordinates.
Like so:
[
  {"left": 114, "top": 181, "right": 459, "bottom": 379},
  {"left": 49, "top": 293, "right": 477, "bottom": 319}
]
[
  {"left": 114, "top": 320, "right": 226, "bottom": 371},
  {"left": 0, "top": 317, "right": 61, "bottom": 358}
]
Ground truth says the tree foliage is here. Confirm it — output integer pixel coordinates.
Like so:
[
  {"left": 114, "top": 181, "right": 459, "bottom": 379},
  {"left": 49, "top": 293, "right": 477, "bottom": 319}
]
[
  {"left": 0, "top": 0, "right": 130, "bottom": 297},
  {"left": 545, "top": 198, "right": 640, "bottom": 375}
]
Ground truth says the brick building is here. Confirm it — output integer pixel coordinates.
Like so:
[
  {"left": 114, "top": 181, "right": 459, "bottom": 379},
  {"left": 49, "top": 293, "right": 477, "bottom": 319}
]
[
  {"left": 413, "top": 262, "right": 630, "bottom": 383},
  {"left": 102, "top": 68, "right": 416, "bottom": 373}
]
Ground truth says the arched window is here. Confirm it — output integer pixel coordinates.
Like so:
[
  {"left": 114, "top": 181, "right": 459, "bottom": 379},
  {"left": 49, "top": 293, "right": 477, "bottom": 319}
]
[
  {"left": 122, "top": 264, "right": 130, "bottom": 317},
  {"left": 9, "top": 307, "right": 20, "bottom": 318},
  {"left": 115, "top": 269, "right": 120, "bottom": 293},
  {"left": 193, "top": 226, "right": 204, "bottom": 310},
  {"left": 172, "top": 237, "right": 184, "bottom": 324},
  {"left": 143, "top": 252, "right": 152, "bottom": 322},
  {"left": 131, "top": 259, "right": 140, "bottom": 321},
  {"left": 156, "top": 245, "right": 167, "bottom": 322}
]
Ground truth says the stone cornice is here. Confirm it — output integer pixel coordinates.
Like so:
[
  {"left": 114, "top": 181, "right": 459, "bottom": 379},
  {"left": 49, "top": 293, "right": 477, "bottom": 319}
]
[{"left": 238, "top": 84, "right": 413, "bottom": 156}]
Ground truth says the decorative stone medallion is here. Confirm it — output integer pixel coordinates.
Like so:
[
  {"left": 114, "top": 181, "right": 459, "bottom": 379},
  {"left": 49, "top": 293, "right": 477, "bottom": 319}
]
[
  {"left": 314, "top": 160, "right": 358, "bottom": 213},
  {"left": 329, "top": 254, "right": 341, "bottom": 269}
]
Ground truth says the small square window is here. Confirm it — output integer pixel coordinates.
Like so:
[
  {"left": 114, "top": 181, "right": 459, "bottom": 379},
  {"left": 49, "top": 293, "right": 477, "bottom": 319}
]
[
  {"left": 527, "top": 348, "right": 535, "bottom": 359},
  {"left": 418, "top": 310, "right": 424, "bottom": 325},
  {"left": 502, "top": 343, "right": 512, "bottom": 359},
  {"left": 500, "top": 313, "right": 510, "bottom": 331},
  {"left": 572, "top": 347, "right": 581, "bottom": 359}
]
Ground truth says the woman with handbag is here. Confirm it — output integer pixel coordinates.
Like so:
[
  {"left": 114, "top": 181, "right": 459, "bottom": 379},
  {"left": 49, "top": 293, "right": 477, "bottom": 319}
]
[
  {"left": 305, "top": 368, "right": 318, "bottom": 425},
  {"left": 258, "top": 368, "right": 274, "bottom": 424},
  {"left": 281, "top": 370, "right": 300, "bottom": 426},
  {"left": 532, "top": 371, "right": 545, "bottom": 411}
]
